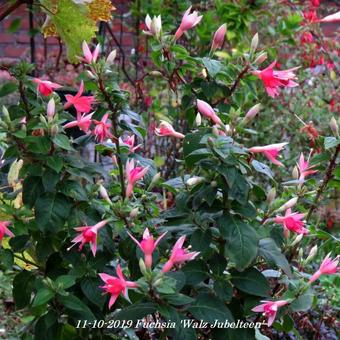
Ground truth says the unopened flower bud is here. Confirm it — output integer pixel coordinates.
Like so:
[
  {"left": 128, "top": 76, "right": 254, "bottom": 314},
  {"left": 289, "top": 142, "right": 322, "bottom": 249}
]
[
  {"left": 330, "top": 116, "right": 339, "bottom": 137},
  {"left": 250, "top": 33, "right": 259, "bottom": 53},
  {"left": 291, "top": 234, "right": 303, "bottom": 247},
  {"left": 130, "top": 207, "right": 139, "bottom": 219},
  {"left": 277, "top": 197, "right": 298, "bottom": 212},
  {"left": 267, "top": 187, "right": 276, "bottom": 204},
  {"left": 139, "top": 258, "right": 147, "bottom": 276},
  {"left": 149, "top": 71, "right": 162, "bottom": 77},
  {"left": 153, "top": 278, "right": 163, "bottom": 287},
  {"left": 210, "top": 180, "right": 217, "bottom": 187},
  {"left": 106, "top": 49, "right": 117, "bottom": 66},
  {"left": 292, "top": 166, "right": 299, "bottom": 180},
  {"left": 244, "top": 103, "right": 262, "bottom": 121},
  {"left": 186, "top": 176, "right": 205, "bottom": 186},
  {"left": 298, "top": 247, "right": 303, "bottom": 260},
  {"left": 195, "top": 113, "right": 202, "bottom": 126},
  {"left": 47, "top": 98, "right": 55, "bottom": 121},
  {"left": 306, "top": 245, "right": 318, "bottom": 263},
  {"left": 148, "top": 172, "right": 161, "bottom": 191},
  {"left": 254, "top": 52, "right": 267, "bottom": 65},
  {"left": 212, "top": 126, "right": 219, "bottom": 136},
  {"left": 99, "top": 184, "right": 112, "bottom": 204},
  {"left": 50, "top": 124, "right": 59, "bottom": 136},
  {"left": 86, "top": 70, "right": 96, "bottom": 79}
]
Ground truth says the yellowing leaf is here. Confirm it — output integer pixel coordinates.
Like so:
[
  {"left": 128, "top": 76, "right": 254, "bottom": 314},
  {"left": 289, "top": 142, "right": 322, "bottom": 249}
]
[{"left": 87, "top": 0, "right": 116, "bottom": 22}]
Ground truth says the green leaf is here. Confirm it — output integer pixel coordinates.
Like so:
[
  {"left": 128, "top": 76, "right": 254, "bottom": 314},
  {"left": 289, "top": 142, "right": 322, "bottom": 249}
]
[
  {"left": 0, "top": 82, "right": 18, "bottom": 97},
  {"left": 42, "top": 168, "right": 60, "bottom": 192},
  {"left": 25, "top": 136, "right": 51, "bottom": 154},
  {"left": 213, "top": 279, "right": 233, "bottom": 301},
  {"left": 219, "top": 214, "right": 259, "bottom": 270},
  {"left": 251, "top": 160, "right": 274, "bottom": 179},
  {"left": 258, "top": 238, "right": 292, "bottom": 277},
  {"left": 58, "top": 294, "right": 95, "bottom": 321},
  {"left": 22, "top": 176, "right": 44, "bottom": 208},
  {"left": 324, "top": 137, "right": 340, "bottom": 150},
  {"left": 13, "top": 270, "right": 35, "bottom": 308},
  {"left": 113, "top": 302, "right": 157, "bottom": 321},
  {"left": 45, "top": 0, "right": 98, "bottom": 62},
  {"left": 0, "top": 248, "right": 14, "bottom": 269},
  {"left": 182, "top": 260, "right": 209, "bottom": 285},
  {"left": 7, "top": 18, "right": 21, "bottom": 33},
  {"left": 183, "top": 130, "right": 209, "bottom": 167},
  {"left": 81, "top": 278, "right": 107, "bottom": 308},
  {"left": 187, "top": 293, "right": 234, "bottom": 324},
  {"left": 164, "top": 294, "right": 194, "bottom": 306},
  {"left": 202, "top": 57, "right": 223, "bottom": 77},
  {"left": 55, "top": 275, "right": 76, "bottom": 290},
  {"left": 231, "top": 268, "right": 270, "bottom": 297},
  {"left": 190, "top": 229, "right": 212, "bottom": 253},
  {"left": 47, "top": 155, "right": 64, "bottom": 173},
  {"left": 52, "top": 134, "right": 73, "bottom": 151},
  {"left": 35, "top": 193, "right": 71, "bottom": 231},
  {"left": 32, "top": 287, "right": 55, "bottom": 307},
  {"left": 290, "top": 288, "right": 313, "bottom": 311},
  {"left": 9, "top": 234, "right": 30, "bottom": 252}
]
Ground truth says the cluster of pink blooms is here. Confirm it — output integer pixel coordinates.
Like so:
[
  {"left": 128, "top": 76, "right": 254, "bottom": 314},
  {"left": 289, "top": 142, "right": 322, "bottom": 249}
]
[{"left": 97, "top": 228, "right": 198, "bottom": 309}]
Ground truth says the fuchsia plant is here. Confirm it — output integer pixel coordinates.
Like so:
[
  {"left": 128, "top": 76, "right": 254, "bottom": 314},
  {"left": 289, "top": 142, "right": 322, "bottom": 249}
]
[{"left": 0, "top": 2, "right": 339, "bottom": 338}]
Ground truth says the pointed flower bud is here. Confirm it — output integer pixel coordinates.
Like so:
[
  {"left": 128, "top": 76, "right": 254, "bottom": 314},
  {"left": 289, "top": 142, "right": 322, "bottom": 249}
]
[
  {"left": 130, "top": 207, "right": 139, "bottom": 219},
  {"left": 211, "top": 24, "right": 227, "bottom": 53},
  {"left": 99, "top": 184, "right": 112, "bottom": 204},
  {"left": 267, "top": 187, "right": 276, "bottom": 204},
  {"left": 305, "top": 245, "right": 318, "bottom": 263},
  {"left": 47, "top": 98, "right": 55, "bottom": 120},
  {"left": 277, "top": 197, "right": 298, "bottom": 212},
  {"left": 250, "top": 33, "right": 259, "bottom": 53},
  {"left": 106, "top": 50, "right": 117, "bottom": 66},
  {"left": 195, "top": 113, "right": 202, "bottom": 126},
  {"left": 254, "top": 52, "right": 267, "bottom": 65},
  {"left": 186, "top": 176, "right": 205, "bottom": 186},
  {"left": 330, "top": 116, "right": 339, "bottom": 137},
  {"left": 291, "top": 234, "right": 303, "bottom": 247},
  {"left": 292, "top": 166, "right": 299, "bottom": 180},
  {"left": 244, "top": 103, "right": 262, "bottom": 121}
]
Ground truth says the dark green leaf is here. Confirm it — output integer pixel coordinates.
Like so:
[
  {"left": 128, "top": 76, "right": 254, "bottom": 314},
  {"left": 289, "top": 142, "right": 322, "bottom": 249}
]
[{"left": 32, "top": 287, "right": 55, "bottom": 307}]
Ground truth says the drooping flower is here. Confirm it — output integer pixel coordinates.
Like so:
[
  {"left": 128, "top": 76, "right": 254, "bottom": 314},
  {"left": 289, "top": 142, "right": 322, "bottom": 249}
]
[
  {"left": 252, "top": 61, "right": 299, "bottom": 98},
  {"left": 33, "top": 78, "right": 62, "bottom": 96},
  {"left": 297, "top": 153, "right": 317, "bottom": 181},
  {"left": 121, "top": 135, "right": 142, "bottom": 153},
  {"left": 125, "top": 159, "right": 149, "bottom": 198},
  {"left": 99, "top": 265, "right": 138, "bottom": 308},
  {"left": 248, "top": 142, "right": 288, "bottom": 166},
  {"left": 274, "top": 209, "right": 308, "bottom": 236},
  {"left": 252, "top": 300, "right": 289, "bottom": 326},
  {"left": 64, "top": 81, "right": 95, "bottom": 113},
  {"left": 68, "top": 220, "right": 108, "bottom": 256},
  {"left": 64, "top": 112, "right": 94, "bottom": 133},
  {"left": 211, "top": 24, "right": 227, "bottom": 52},
  {"left": 93, "top": 113, "right": 113, "bottom": 143},
  {"left": 174, "top": 6, "right": 202, "bottom": 40},
  {"left": 127, "top": 228, "right": 167, "bottom": 268},
  {"left": 0, "top": 221, "right": 14, "bottom": 246},
  {"left": 81, "top": 41, "right": 100, "bottom": 64},
  {"left": 197, "top": 99, "right": 222, "bottom": 126},
  {"left": 143, "top": 14, "right": 162, "bottom": 38},
  {"left": 162, "top": 236, "right": 200, "bottom": 272},
  {"left": 155, "top": 121, "right": 184, "bottom": 139},
  {"left": 309, "top": 253, "right": 339, "bottom": 283}
]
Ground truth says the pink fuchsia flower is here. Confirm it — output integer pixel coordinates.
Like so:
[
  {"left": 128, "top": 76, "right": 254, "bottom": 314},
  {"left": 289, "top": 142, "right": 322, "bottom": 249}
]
[
  {"left": 155, "top": 121, "right": 184, "bottom": 139},
  {"left": 93, "top": 113, "right": 113, "bottom": 143},
  {"left": 162, "top": 236, "right": 200, "bottom": 273},
  {"left": 319, "top": 11, "right": 340, "bottom": 23},
  {"left": 252, "top": 61, "right": 299, "bottom": 98},
  {"left": 211, "top": 24, "right": 227, "bottom": 52},
  {"left": 252, "top": 300, "right": 288, "bottom": 326},
  {"left": 64, "top": 112, "right": 94, "bottom": 133},
  {"left": 81, "top": 41, "right": 100, "bottom": 64},
  {"left": 68, "top": 220, "right": 108, "bottom": 256},
  {"left": 310, "top": 0, "right": 320, "bottom": 7},
  {"left": 274, "top": 209, "right": 308, "bottom": 236},
  {"left": 309, "top": 253, "right": 339, "bottom": 283},
  {"left": 0, "top": 221, "right": 14, "bottom": 246},
  {"left": 248, "top": 142, "right": 288, "bottom": 166},
  {"left": 64, "top": 81, "right": 95, "bottom": 113},
  {"left": 197, "top": 99, "right": 223, "bottom": 126},
  {"left": 99, "top": 265, "right": 138, "bottom": 309},
  {"left": 33, "top": 78, "right": 62, "bottom": 96},
  {"left": 125, "top": 159, "right": 149, "bottom": 198},
  {"left": 174, "top": 6, "right": 203, "bottom": 40},
  {"left": 127, "top": 228, "right": 167, "bottom": 268},
  {"left": 297, "top": 153, "right": 317, "bottom": 181},
  {"left": 121, "top": 135, "right": 142, "bottom": 153}
]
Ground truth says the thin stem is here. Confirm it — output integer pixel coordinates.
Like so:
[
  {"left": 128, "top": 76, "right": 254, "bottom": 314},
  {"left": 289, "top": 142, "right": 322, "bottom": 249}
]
[
  {"left": 229, "top": 63, "right": 250, "bottom": 95},
  {"left": 306, "top": 144, "right": 340, "bottom": 222},
  {"left": 97, "top": 78, "right": 126, "bottom": 200}
]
